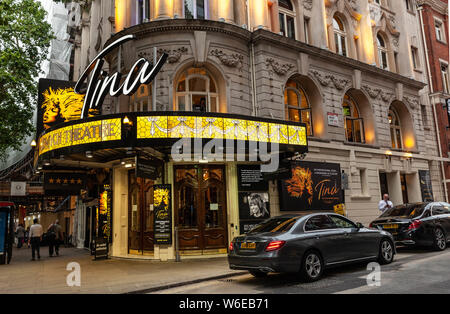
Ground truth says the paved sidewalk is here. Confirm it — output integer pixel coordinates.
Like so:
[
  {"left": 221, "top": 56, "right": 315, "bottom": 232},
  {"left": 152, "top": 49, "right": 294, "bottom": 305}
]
[{"left": 0, "top": 246, "right": 243, "bottom": 294}]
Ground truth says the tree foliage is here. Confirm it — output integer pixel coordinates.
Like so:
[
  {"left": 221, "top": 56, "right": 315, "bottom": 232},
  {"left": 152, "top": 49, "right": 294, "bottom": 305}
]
[{"left": 0, "top": 0, "right": 53, "bottom": 158}]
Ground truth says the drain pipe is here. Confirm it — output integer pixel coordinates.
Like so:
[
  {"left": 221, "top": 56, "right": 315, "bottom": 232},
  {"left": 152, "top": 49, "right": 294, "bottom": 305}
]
[{"left": 418, "top": 4, "right": 448, "bottom": 202}]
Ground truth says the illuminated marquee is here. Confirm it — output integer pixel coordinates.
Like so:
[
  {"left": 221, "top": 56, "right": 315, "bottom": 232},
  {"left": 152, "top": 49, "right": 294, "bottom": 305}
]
[
  {"left": 39, "top": 118, "right": 121, "bottom": 156},
  {"left": 137, "top": 116, "right": 307, "bottom": 146},
  {"left": 37, "top": 114, "right": 307, "bottom": 157}
]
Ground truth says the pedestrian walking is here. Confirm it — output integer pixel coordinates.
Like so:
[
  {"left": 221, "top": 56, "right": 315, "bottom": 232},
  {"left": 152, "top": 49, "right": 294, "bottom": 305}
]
[
  {"left": 28, "top": 219, "right": 43, "bottom": 261},
  {"left": 15, "top": 224, "right": 25, "bottom": 249},
  {"left": 47, "top": 220, "right": 63, "bottom": 257},
  {"left": 379, "top": 194, "right": 394, "bottom": 213}
]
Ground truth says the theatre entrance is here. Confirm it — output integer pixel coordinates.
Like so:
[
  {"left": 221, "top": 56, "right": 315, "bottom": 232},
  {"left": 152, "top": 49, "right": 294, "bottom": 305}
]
[
  {"left": 174, "top": 165, "right": 228, "bottom": 252},
  {"left": 128, "top": 172, "right": 155, "bottom": 255}
]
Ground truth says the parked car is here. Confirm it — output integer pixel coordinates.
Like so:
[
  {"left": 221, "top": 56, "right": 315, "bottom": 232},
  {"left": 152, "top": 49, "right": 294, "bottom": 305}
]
[
  {"left": 228, "top": 213, "right": 395, "bottom": 282},
  {"left": 370, "top": 202, "right": 450, "bottom": 251}
]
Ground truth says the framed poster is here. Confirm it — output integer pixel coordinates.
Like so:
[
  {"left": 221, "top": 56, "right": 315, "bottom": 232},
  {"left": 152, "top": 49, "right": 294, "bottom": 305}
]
[
  {"left": 237, "top": 165, "right": 271, "bottom": 234},
  {"left": 419, "top": 170, "right": 434, "bottom": 202},
  {"left": 154, "top": 185, "right": 172, "bottom": 245},
  {"left": 237, "top": 165, "right": 269, "bottom": 191},
  {"left": 279, "top": 161, "right": 342, "bottom": 211}
]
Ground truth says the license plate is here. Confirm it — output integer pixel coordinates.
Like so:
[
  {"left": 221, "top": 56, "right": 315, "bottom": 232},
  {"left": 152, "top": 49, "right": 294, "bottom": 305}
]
[
  {"left": 240, "top": 242, "right": 256, "bottom": 250},
  {"left": 383, "top": 224, "right": 399, "bottom": 230}
]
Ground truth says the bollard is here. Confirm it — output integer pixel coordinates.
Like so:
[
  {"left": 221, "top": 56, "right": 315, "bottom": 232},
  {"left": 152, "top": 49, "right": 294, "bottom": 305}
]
[{"left": 175, "top": 227, "right": 181, "bottom": 262}]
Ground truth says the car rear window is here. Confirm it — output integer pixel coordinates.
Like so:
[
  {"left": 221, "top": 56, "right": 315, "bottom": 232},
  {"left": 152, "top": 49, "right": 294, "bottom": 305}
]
[
  {"left": 248, "top": 217, "right": 299, "bottom": 234},
  {"left": 380, "top": 204, "right": 427, "bottom": 219}
]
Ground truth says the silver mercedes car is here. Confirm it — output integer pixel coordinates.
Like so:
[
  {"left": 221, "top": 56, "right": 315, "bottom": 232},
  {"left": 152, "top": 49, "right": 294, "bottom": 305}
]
[{"left": 228, "top": 213, "right": 396, "bottom": 282}]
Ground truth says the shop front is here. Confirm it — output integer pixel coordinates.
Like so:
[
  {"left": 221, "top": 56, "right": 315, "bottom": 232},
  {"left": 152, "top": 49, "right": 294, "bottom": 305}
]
[{"left": 35, "top": 108, "right": 308, "bottom": 260}]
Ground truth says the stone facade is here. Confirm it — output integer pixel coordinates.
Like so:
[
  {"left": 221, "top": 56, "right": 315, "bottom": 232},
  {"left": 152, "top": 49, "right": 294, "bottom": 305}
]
[{"left": 72, "top": 0, "right": 448, "bottom": 233}]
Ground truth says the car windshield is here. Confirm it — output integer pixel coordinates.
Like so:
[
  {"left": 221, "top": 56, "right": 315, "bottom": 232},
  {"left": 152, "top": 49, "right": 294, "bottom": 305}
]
[
  {"left": 248, "top": 217, "right": 299, "bottom": 234},
  {"left": 380, "top": 204, "right": 427, "bottom": 219}
]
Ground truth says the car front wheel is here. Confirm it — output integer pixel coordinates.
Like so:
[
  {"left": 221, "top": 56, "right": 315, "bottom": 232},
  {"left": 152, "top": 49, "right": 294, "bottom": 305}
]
[
  {"left": 433, "top": 228, "right": 446, "bottom": 251},
  {"left": 378, "top": 239, "right": 394, "bottom": 265},
  {"left": 300, "top": 250, "right": 323, "bottom": 282}
]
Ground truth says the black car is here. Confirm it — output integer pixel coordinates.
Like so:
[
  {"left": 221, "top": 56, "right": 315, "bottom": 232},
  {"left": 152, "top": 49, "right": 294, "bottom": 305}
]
[
  {"left": 228, "top": 213, "right": 395, "bottom": 282},
  {"left": 370, "top": 202, "right": 450, "bottom": 251}
]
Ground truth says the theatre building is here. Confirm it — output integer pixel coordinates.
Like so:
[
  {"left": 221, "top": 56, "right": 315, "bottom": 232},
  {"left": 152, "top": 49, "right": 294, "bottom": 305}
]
[{"left": 34, "top": 0, "right": 447, "bottom": 261}]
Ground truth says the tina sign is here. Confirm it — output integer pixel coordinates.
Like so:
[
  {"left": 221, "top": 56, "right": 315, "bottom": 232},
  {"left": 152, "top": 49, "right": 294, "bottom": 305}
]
[
  {"left": 279, "top": 161, "right": 343, "bottom": 211},
  {"left": 75, "top": 35, "right": 168, "bottom": 119}
]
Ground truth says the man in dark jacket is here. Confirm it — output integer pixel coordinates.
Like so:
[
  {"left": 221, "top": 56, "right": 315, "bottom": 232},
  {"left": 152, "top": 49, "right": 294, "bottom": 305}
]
[{"left": 47, "top": 220, "right": 63, "bottom": 257}]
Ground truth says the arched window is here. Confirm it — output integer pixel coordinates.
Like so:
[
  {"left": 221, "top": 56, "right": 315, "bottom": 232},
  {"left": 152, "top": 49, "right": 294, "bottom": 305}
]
[
  {"left": 389, "top": 108, "right": 402, "bottom": 149},
  {"left": 279, "top": 0, "right": 296, "bottom": 39},
  {"left": 333, "top": 16, "right": 347, "bottom": 57},
  {"left": 343, "top": 94, "right": 364, "bottom": 143},
  {"left": 184, "top": 0, "right": 207, "bottom": 19},
  {"left": 284, "top": 79, "right": 313, "bottom": 135},
  {"left": 176, "top": 68, "right": 218, "bottom": 113},
  {"left": 377, "top": 33, "right": 389, "bottom": 70}
]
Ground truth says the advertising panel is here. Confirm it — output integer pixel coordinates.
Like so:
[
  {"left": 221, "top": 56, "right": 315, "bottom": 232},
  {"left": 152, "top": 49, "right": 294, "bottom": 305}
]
[
  {"left": 237, "top": 165, "right": 271, "bottom": 234},
  {"left": 154, "top": 185, "right": 172, "bottom": 245},
  {"left": 419, "top": 170, "right": 434, "bottom": 202},
  {"left": 279, "top": 161, "right": 342, "bottom": 211},
  {"left": 37, "top": 78, "right": 99, "bottom": 138}
]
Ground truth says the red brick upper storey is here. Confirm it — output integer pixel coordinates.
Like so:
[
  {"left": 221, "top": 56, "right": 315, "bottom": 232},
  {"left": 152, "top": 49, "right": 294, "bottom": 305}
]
[{"left": 420, "top": 0, "right": 449, "bottom": 93}]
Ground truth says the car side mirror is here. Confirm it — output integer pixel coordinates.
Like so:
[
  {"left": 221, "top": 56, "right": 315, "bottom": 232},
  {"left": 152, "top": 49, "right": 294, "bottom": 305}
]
[{"left": 356, "top": 223, "right": 364, "bottom": 229}]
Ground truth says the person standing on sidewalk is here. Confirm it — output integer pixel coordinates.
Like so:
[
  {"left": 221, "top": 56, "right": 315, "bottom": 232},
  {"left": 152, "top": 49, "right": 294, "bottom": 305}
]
[
  {"left": 29, "top": 219, "right": 43, "bottom": 261},
  {"left": 378, "top": 194, "right": 394, "bottom": 213},
  {"left": 47, "top": 220, "right": 63, "bottom": 257},
  {"left": 15, "top": 224, "right": 25, "bottom": 249}
]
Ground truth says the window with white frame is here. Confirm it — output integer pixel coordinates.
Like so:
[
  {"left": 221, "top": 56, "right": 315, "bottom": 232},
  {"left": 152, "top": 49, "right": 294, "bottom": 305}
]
[
  {"left": 377, "top": 33, "right": 389, "bottom": 70},
  {"left": 442, "top": 63, "right": 449, "bottom": 94},
  {"left": 278, "top": 0, "right": 296, "bottom": 40},
  {"left": 435, "top": 19, "right": 446, "bottom": 43},
  {"left": 343, "top": 94, "right": 364, "bottom": 143},
  {"left": 389, "top": 108, "right": 402, "bottom": 149},
  {"left": 184, "top": 0, "right": 207, "bottom": 19},
  {"left": 136, "top": 0, "right": 149, "bottom": 24},
  {"left": 176, "top": 68, "right": 219, "bottom": 113},
  {"left": 333, "top": 16, "right": 347, "bottom": 57},
  {"left": 284, "top": 79, "right": 313, "bottom": 136}
]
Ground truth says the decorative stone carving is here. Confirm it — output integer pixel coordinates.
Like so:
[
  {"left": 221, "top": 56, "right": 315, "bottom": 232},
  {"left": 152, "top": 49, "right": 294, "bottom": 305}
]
[
  {"left": 210, "top": 49, "right": 244, "bottom": 70},
  {"left": 265, "top": 58, "right": 295, "bottom": 76},
  {"left": 303, "top": 0, "right": 313, "bottom": 11},
  {"left": 362, "top": 84, "right": 394, "bottom": 103},
  {"left": 309, "top": 69, "right": 350, "bottom": 90},
  {"left": 404, "top": 96, "right": 419, "bottom": 110},
  {"left": 329, "top": 76, "right": 351, "bottom": 91},
  {"left": 309, "top": 70, "right": 331, "bottom": 87}
]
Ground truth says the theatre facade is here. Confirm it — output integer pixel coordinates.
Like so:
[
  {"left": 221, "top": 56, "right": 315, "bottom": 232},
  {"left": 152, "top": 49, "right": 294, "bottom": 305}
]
[{"left": 34, "top": 0, "right": 447, "bottom": 260}]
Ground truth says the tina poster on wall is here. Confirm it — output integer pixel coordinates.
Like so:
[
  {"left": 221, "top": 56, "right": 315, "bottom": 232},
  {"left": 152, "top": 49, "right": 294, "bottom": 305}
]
[{"left": 279, "top": 161, "right": 342, "bottom": 211}]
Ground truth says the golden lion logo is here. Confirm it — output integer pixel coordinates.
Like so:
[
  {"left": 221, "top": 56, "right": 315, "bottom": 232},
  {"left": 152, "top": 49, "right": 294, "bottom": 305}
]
[
  {"left": 285, "top": 166, "right": 314, "bottom": 205},
  {"left": 41, "top": 87, "right": 98, "bottom": 129}
]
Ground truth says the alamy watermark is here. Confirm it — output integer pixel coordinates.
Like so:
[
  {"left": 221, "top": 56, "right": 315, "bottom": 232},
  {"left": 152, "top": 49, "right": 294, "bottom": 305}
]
[
  {"left": 366, "top": 262, "right": 381, "bottom": 287},
  {"left": 171, "top": 138, "right": 281, "bottom": 172},
  {"left": 66, "top": 262, "right": 81, "bottom": 287}
]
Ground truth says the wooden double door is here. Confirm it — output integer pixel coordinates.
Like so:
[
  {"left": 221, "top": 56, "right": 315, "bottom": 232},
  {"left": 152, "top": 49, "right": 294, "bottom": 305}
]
[
  {"left": 175, "top": 165, "right": 228, "bottom": 251},
  {"left": 128, "top": 172, "right": 155, "bottom": 254}
]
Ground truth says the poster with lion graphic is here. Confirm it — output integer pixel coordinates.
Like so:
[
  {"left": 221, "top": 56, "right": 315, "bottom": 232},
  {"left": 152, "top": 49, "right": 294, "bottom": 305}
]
[
  {"left": 279, "top": 161, "right": 342, "bottom": 211},
  {"left": 37, "top": 79, "right": 99, "bottom": 137}
]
